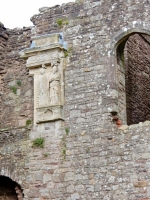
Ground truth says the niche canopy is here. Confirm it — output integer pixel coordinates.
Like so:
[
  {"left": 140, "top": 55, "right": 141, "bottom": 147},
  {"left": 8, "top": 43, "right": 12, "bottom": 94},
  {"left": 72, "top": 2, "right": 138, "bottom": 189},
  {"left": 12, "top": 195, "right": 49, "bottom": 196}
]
[{"left": 20, "top": 33, "right": 67, "bottom": 124}]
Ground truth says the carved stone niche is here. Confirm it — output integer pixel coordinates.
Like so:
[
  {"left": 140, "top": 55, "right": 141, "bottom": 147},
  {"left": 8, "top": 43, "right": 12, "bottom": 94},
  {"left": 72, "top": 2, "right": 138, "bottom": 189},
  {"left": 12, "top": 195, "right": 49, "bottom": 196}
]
[{"left": 20, "top": 33, "right": 67, "bottom": 124}]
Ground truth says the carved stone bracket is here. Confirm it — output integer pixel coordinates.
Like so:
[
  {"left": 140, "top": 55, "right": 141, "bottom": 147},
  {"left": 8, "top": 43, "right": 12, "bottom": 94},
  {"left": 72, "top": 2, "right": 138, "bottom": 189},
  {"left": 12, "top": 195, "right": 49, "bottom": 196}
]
[{"left": 20, "top": 33, "right": 67, "bottom": 124}]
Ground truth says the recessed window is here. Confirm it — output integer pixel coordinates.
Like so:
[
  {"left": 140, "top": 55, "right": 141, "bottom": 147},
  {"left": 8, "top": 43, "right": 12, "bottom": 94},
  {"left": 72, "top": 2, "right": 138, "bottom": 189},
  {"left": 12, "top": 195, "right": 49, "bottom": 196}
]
[{"left": 117, "top": 33, "right": 150, "bottom": 125}]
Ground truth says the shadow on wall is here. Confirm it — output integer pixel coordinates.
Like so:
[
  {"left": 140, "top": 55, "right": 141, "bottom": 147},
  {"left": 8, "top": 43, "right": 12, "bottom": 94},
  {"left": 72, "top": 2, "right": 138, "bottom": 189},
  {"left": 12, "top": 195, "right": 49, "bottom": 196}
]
[{"left": 0, "top": 176, "right": 24, "bottom": 199}]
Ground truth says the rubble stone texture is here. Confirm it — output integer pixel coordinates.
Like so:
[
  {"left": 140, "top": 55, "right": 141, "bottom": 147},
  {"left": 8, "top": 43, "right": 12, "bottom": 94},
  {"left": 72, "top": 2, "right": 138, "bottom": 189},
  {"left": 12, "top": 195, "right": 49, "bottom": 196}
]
[{"left": 0, "top": 0, "right": 150, "bottom": 199}]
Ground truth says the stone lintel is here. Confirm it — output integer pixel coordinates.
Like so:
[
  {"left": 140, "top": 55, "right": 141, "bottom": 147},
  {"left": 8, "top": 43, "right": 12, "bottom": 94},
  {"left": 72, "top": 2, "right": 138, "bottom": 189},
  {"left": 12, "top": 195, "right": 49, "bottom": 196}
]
[
  {"left": 32, "top": 33, "right": 61, "bottom": 47},
  {"left": 19, "top": 33, "right": 67, "bottom": 60},
  {"left": 20, "top": 44, "right": 64, "bottom": 59}
]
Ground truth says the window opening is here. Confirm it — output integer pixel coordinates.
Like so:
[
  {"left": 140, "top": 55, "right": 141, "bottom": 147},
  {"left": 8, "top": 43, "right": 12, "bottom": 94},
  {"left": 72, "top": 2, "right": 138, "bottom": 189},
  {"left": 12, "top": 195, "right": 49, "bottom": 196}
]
[{"left": 117, "top": 33, "right": 150, "bottom": 125}]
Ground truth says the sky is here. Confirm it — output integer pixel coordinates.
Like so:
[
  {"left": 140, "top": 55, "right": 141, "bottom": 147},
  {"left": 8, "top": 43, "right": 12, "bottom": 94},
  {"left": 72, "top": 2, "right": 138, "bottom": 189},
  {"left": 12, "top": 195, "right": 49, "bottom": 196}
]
[{"left": 0, "top": 0, "right": 75, "bottom": 29}]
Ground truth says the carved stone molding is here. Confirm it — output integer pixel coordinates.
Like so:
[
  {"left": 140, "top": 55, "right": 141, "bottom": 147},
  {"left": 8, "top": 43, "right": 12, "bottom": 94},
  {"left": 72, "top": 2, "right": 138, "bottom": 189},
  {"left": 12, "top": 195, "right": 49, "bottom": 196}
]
[{"left": 20, "top": 33, "right": 67, "bottom": 124}]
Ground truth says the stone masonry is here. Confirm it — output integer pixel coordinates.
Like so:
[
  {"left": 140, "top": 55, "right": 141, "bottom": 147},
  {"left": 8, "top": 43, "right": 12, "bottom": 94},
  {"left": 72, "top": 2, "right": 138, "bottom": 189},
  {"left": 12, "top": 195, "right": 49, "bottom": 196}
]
[{"left": 0, "top": 0, "right": 150, "bottom": 199}]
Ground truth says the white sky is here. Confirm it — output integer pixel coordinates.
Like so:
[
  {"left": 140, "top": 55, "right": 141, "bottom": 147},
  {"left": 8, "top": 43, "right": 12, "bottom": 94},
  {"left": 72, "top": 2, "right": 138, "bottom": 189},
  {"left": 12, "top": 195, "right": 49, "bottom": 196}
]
[{"left": 0, "top": 0, "right": 75, "bottom": 29}]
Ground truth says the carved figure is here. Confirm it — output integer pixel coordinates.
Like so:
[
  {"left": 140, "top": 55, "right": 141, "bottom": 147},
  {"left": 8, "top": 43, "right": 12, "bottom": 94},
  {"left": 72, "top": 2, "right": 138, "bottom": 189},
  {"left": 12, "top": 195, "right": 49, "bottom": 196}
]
[
  {"left": 39, "top": 66, "right": 48, "bottom": 106},
  {"left": 48, "top": 63, "right": 61, "bottom": 105}
]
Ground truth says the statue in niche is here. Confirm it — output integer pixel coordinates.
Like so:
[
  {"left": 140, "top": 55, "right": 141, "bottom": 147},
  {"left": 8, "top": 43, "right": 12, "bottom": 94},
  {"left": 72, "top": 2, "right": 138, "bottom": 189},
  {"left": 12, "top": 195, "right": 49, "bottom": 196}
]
[
  {"left": 48, "top": 62, "right": 61, "bottom": 105},
  {"left": 38, "top": 64, "right": 48, "bottom": 106}
]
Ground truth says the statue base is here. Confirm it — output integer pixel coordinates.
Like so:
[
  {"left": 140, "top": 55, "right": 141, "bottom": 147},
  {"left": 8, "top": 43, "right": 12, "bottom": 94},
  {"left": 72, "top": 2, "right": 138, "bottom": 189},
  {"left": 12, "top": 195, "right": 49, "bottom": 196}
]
[{"left": 36, "top": 105, "right": 64, "bottom": 123}]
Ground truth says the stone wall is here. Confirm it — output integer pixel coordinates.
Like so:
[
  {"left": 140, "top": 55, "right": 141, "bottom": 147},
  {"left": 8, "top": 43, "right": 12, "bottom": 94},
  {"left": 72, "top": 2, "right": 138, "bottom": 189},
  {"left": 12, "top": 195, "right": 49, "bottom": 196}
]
[
  {"left": 0, "top": 26, "right": 33, "bottom": 129},
  {"left": 0, "top": 0, "right": 150, "bottom": 199},
  {"left": 0, "top": 23, "right": 8, "bottom": 128}
]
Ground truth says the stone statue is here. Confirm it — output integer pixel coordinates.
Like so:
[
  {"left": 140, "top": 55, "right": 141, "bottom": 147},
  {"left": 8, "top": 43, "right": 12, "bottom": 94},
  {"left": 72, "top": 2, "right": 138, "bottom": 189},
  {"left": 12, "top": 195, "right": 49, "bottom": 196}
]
[
  {"left": 48, "top": 63, "right": 61, "bottom": 105},
  {"left": 38, "top": 65, "right": 48, "bottom": 106}
]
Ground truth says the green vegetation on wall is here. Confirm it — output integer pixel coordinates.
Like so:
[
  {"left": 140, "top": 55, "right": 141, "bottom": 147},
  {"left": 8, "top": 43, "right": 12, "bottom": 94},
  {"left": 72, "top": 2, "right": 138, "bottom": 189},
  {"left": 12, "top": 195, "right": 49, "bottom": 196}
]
[{"left": 32, "top": 137, "right": 45, "bottom": 148}]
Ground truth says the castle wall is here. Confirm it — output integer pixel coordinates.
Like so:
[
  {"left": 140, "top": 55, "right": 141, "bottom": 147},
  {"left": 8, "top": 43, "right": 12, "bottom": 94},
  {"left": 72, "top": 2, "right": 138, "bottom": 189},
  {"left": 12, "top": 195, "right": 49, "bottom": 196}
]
[
  {"left": 0, "top": 23, "right": 8, "bottom": 127},
  {"left": 0, "top": 0, "right": 150, "bottom": 199},
  {"left": 0, "top": 27, "right": 33, "bottom": 129}
]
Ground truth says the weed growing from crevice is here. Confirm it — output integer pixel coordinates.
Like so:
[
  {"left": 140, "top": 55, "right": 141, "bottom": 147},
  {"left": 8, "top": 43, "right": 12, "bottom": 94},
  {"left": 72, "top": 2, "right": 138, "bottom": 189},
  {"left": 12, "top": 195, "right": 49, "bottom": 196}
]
[
  {"left": 62, "top": 149, "right": 66, "bottom": 158},
  {"left": 26, "top": 119, "right": 32, "bottom": 126},
  {"left": 17, "top": 80, "right": 21, "bottom": 86},
  {"left": 64, "top": 47, "right": 73, "bottom": 58},
  {"left": 43, "top": 153, "right": 49, "bottom": 157},
  {"left": 86, "top": 147, "right": 91, "bottom": 153},
  {"left": 65, "top": 127, "right": 69, "bottom": 136},
  {"left": 32, "top": 137, "right": 45, "bottom": 148},
  {"left": 11, "top": 86, "right": 17, "bottom": 94},
  {"left": 56, "top": 18, "right": 69, "bottom": 27}
]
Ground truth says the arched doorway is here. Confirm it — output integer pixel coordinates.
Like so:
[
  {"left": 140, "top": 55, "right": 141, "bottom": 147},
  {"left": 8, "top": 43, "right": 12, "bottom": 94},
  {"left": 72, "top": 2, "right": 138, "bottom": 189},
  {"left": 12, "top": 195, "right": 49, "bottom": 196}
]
[
  {"left": 117, "top": 33, "right": 150, "bottom": 125},
  {"left": 0, "top": 176, "right": 23, "bottom": 199}
]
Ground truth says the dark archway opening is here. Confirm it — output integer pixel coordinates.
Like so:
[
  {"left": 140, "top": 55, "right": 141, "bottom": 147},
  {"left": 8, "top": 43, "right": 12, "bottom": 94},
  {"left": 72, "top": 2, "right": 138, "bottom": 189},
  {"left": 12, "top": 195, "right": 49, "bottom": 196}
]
[
  {"left": 0, "top": 176, "right": 24, "bottom": 200},
  {"left": 117, "top": 33, "right": 150, "bottom": 125}
]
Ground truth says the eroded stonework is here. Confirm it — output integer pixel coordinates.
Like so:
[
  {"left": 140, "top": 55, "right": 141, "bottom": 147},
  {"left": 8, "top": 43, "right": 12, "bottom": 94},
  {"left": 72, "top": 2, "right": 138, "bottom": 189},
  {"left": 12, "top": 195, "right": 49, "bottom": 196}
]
[{"left": 20, "top": 34, "right": 66, "bottom": 124}]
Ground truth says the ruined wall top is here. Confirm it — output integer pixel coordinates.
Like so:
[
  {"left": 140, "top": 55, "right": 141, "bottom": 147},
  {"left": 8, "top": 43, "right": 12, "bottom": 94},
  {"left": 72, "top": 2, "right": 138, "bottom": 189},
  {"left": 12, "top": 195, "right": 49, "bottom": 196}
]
[
  {"left": 0, "top": 22, "right": 8, "bottom": 39},
  {"left": 0, "top": 1, "right": 150, "bottom": 199}
]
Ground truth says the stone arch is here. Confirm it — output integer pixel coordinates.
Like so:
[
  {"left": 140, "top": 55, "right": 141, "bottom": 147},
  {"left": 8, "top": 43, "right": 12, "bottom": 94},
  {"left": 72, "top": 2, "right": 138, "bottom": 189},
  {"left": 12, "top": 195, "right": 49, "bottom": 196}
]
[
  {"left": 0, "top": 163, "right": 22, "bottom": 185},
  {"left": 111, "top": 28, "right": 150, "bottom": 54},
  {"left": 108, "top": 25, "right": 150, "bottom": 125},
  {"left": 0, "top": 175, "right": 24, "bottom": 199}
]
